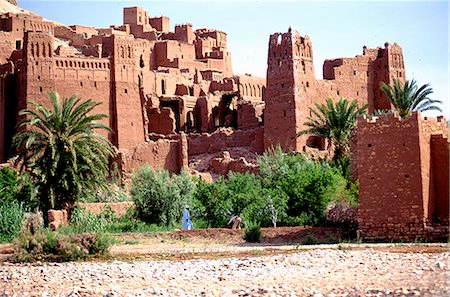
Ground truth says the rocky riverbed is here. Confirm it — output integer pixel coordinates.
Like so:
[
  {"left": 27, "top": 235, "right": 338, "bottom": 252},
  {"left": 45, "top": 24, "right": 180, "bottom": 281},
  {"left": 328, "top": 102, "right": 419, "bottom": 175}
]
[{"left": 0, "top": 246, "right": 448, "bottom": 297}]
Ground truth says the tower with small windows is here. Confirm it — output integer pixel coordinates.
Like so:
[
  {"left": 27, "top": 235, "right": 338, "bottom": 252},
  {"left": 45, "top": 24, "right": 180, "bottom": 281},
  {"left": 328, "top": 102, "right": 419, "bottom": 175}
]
[
  {"left": 20, "top": 31, "right": 55, "bottom": 110},
  {"left": 110, "top": 35, "right": 145, "bottom": 148},
  {"left": 264, "top": 28, "right": 315, "bottom": 151}
]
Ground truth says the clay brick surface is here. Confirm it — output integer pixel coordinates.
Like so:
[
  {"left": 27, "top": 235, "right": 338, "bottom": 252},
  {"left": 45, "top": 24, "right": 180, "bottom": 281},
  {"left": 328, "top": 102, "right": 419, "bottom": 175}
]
[
  {"left": 355, "top": 113, "right": 449, "bottom": 242},
  {"left": 78, "top": 202, "right": 134, "bottom": 217}
]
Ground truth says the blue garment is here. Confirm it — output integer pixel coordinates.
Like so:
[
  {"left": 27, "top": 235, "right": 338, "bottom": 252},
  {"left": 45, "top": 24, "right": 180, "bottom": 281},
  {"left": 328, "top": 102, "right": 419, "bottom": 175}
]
[{"left": 183, "top": 208, "right": 193, "bottom": 230}]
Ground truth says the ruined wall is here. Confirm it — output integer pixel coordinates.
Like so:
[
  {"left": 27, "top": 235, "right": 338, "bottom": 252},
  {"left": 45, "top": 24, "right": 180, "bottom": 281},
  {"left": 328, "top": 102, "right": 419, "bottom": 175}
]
[
  {"left": 430, "top": 134, "right": 449, "bottom": 223},
  {"left": 236, "top": 74, "right": 265, "bottom": 102},
  {"left": 0, "top": 8, "right": 262, "bottom": 168},
  {"left": 188, "top": 127, "right": 264, "bottom": 156},
  {"left": 356, "top": 112, "right": 449, "bottom": 242},
  {"left": 118, "top": 137, "right": 182, "bottom": 174},
  {"left": 0, "top": 69, "right": 17, "bottom": 161},
  {"left": 419, "top": 116, "right": 449, "bottom": 225},
  {"left": 149, "top": 16, "right": 170, "bottom": 33},
  {"left": 0, "top": 31, "right": 14, "bottom": 63},
  {"left": 19, "top": 31, "right": 55, "bottom": 111}
]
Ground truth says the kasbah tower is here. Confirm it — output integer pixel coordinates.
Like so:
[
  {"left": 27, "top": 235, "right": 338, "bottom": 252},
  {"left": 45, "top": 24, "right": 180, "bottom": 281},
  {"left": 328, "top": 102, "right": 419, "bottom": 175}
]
[{"left": 264, "top": 27, "right": 406, "bottom": 152}]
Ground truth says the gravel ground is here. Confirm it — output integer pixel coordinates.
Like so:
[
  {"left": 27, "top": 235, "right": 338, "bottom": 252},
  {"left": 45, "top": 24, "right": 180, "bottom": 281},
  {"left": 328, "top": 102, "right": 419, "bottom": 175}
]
[{"left": 0, "top": 246, "right": 449, "bottom": 297}]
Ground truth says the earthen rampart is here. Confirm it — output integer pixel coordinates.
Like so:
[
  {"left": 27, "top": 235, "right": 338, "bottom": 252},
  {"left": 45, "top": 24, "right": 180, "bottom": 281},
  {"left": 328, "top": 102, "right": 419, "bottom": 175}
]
[{"left": 356, "top": 112, "right": 449, "bottom": 241}]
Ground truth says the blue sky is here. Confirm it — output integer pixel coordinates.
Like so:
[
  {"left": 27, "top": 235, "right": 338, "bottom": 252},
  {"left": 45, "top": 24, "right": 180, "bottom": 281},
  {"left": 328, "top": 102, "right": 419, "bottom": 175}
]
[{"left": 20, "top": 0, "right": 449, "bottom": 117}]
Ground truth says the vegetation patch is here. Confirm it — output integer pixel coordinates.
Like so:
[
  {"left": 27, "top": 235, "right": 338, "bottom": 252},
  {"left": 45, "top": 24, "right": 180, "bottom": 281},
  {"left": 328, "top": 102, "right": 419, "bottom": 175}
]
[
  {"left": 0, "top": 201, "right": 25, "bottom": 243},
  {"left": 243, "top": 223, "right": 261, "bottom": 243},
  {"left": 14, "top": 229, "right": 113, "bottom": 262}
]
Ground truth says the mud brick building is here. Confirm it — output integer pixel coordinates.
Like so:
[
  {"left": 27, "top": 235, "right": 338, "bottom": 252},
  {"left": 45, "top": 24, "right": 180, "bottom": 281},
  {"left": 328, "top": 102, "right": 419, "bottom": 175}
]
[
  {"left": 0, "top": 6, "right": 265, "bottom": 172},
  {"left": 264, "top": 28, "right": 406, "bottom": 152},
  {"left": 0, "top": 3, "right": 448, "bottom": 241}
]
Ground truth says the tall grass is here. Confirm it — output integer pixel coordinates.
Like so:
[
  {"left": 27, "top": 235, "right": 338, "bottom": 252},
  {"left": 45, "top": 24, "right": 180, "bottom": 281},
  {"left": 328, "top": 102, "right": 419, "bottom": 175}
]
[
  {"left": 60, "top": 206, "right": 178, "bottom": 235},
  {"left": 0, "top": 201, "right": 24, "bottom": 243}
]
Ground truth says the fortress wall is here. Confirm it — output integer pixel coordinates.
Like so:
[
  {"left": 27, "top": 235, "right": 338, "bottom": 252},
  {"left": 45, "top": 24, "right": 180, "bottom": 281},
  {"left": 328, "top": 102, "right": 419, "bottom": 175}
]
[
  {"left": 53, "top": 57, "right": 112, "bottom": 140},
  {"left": 0, "top": 31, "right": 14, "bottom": 64},
  {"left": 356, "top": 112, "right": 449, "bottom": 241}
]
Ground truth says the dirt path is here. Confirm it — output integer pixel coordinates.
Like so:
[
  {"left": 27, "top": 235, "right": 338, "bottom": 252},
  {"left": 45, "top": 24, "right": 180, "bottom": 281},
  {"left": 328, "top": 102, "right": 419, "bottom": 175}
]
[{"left": 0, "top": 228, "right": 448, "bottom": 296}]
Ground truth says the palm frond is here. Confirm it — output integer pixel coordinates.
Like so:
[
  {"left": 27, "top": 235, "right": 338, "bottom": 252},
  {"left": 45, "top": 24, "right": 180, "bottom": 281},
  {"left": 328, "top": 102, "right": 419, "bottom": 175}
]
[{"left": 380, "top": 78, "right": 442, "bottom": 118}]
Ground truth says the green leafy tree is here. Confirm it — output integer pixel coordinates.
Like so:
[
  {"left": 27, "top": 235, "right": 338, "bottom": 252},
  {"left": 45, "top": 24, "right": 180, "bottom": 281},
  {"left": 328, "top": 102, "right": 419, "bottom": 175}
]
[
  {"left": 130, "top": 166, "right": 196, "bottom": 227},
  {"left": 380, "top": 79, "right": 442, "bottom": 119},
  {"left": 258, "top": 149, "right": 345, "bottom": 226},
  {"left": 298, "top": 98, "right": 367, "bottom": 162},
  {"left": 192, "top": 178, "right": 231, "bottom": 228},
  {"left": 225, "top": 172, "right": 262, "bottom": 221},
  {"left": 192, "top": 178, "right": 230, "bottom": 228},
  {"left": 12, "top": 92, "right": 115, "bottom": 222}
]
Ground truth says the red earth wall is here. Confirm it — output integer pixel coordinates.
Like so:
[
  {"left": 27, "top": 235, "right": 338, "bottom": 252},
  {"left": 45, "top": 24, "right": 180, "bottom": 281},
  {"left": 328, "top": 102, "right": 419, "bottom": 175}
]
[
  {"left": 356, "top": 112, "right": 449, "bottom": 242},
  {"left": 187, "top": 127, "right": 264, "bottom": 156}
]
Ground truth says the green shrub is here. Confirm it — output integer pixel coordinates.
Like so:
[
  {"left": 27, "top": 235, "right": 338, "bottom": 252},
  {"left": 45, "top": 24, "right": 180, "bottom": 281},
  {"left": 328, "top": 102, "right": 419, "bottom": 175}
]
[
  {"left": 280, "top": 213, "right": 318, "bottom": 227},
  {"left": 345, "top": 180, "right": 359, "bottom": 207},
  {"left": 14, "top": 230, "right": 113, "bottom": 262},
  {"left": 0, "top": 167, "right": 37, "bottom": 211},
  {"left": 243, "top": 222, "right": 261, "bottom": 243},
  {"left": 192, "top": 179, "right": 230, "bottom": 228},
  {"left": 79, "top": 184, "right": 130, "bottom": 203},
  {"left": 131, "top": 167, "right": 196, "bottom": 227},
  {"left": 226, "top": 173, "right": 263, "bottom": 220},
  {"left": 66, "top": 207, "right": 109, "bottom": 233},
  {"left": 0, "top": 201, "right": 25, "bottom": 243},
  {"left": 302, "top": 235, "right": 319, "bottom": 245},
  {"left": 258, "top": 149, "right": 344, "bottom": 225}
]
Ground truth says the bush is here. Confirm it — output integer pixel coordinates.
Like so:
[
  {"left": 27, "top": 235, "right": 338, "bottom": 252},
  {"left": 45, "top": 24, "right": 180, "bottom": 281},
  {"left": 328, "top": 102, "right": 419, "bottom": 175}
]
[
  {"left": 225, "top": 173, "right": 267, "bottom": 225},
  {"left": 79, "top": 163, "right": 129, "bottom": 203},
  {"left": 0, "top": 167, "right": 37, "bottom": 211},
  {"left": 192, "top": 179, "right": 230, "bottom": 228},
  {"left": 131, "top": 167, "right": 196, "bottom": 227},
  {"left": 302, "top": 235, "right": 319, "bottom": 245},
  {"left": 243, "top": 223, "right": 261, "bottom": 243},
  {"left": 258, "top": 149, "right": 344, "bottom": 225},
  {"left": 14, "top": 229, "right": 113, "bottom": 262},
  {"left": 66, "top": 206, "right": 110, "bottom": 233},
  {"left": 0, "top": 201, "right": 25, "bottom": 243},
  {"left": 79, "top": 184, "right": 130, "bottom": 203}
]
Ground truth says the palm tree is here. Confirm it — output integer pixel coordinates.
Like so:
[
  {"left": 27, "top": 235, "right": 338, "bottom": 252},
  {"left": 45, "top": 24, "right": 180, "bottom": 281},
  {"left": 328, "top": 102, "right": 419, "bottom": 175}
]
[
  {"left": 12, "top": 92, "right": 115, "bottom": 222},
  {"left": 298, "top": 98, "right": 367, "bottom": 162},
  {"left": 380, "top": 79, "right": 442, "bottom": 119}
]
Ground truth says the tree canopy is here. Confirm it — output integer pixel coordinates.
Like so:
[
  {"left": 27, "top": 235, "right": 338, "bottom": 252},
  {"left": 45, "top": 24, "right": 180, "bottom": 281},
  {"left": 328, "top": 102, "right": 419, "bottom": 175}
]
[
  {"left": 12, "top": 92, "right": 115, "bottom": 219},
  {"left": 298, "top": 98, "right": 367, "bottom": 162}
]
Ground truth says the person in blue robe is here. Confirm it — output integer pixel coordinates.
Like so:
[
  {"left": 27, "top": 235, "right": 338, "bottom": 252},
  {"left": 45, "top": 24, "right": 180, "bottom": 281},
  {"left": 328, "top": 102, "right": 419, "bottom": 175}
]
[{"left": 183, "top": 206, "right": 193, "bottom": 230}]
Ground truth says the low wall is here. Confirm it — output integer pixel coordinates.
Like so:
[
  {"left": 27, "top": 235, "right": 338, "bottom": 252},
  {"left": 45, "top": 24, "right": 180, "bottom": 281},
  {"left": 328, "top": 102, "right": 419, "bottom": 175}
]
[
  {"left": 118, "top": 138, "right": 182, "bottom": 175},
  {"left": 78, "top": 202, "right": 134, "bottom": 217}
]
